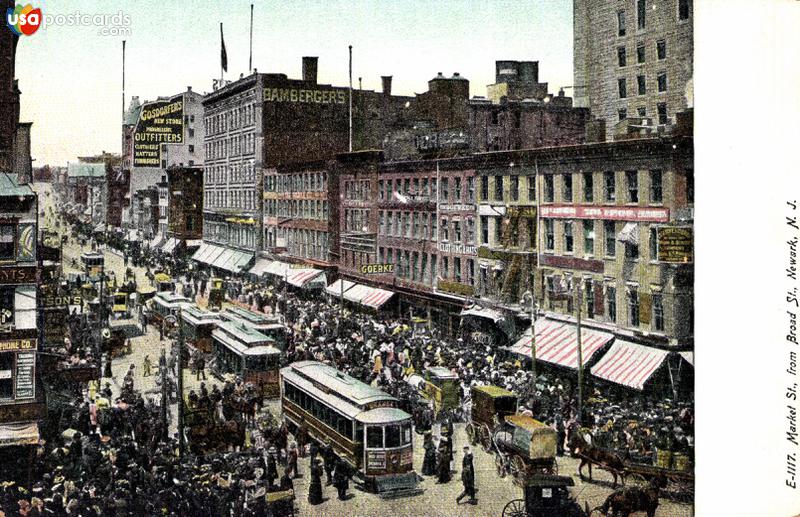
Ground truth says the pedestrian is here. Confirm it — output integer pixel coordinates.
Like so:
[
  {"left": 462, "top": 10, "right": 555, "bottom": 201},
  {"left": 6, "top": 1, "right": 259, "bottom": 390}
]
[
  {"left": 142, "top": 355, "right": 152, "bottom": 377},
  {"left": 422, "top": 435, "right": 437, "bottom": 476},
  {"left": 266, "top": 447, "right": 278, "bottom": 487},
  {"left": 195, "top": 353, "right": 206, "bottom": 381},
  {"left": 308, "top": 459, "right": 323, "bottom": 505},
  {"left": 333, "top": 458, "right": 350, "bottom": 501},
  {"left": 159, "top": 322, "right": 164, "bottom": 341},
  {"left": 287, "top": 441, "right": 299, "bottom": 478},
  {"left": 456, "top": 446, "right": 477, "bottom": 505},
  {"left": 103, "top": 353, "right": 113, "bottom": 378},
  {"left": 322, "top": 441, "right": 335, "bottom": 486},
  {"left": 279, "top": 468, "right": 294, "bottom": 491},
  {"left": 158, "top": 349, "right": 167, "bottom": 376},
  {"left": 436, "top": 439, "right": 451, "bottom": 483}
]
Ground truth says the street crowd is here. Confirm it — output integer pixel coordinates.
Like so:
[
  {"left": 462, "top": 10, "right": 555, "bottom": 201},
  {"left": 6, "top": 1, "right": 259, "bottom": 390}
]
[{"left": 0, "top": 216, "right": 693, "bottom": 515}]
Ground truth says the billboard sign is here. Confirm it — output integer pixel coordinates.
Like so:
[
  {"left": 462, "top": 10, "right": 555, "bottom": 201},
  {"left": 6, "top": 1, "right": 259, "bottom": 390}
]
[
  {"left": 133, "top": 97, "right": 184, "bottom": 167},
  {"left": 657, "top": 226, "right": 693, "bottom": 263}
]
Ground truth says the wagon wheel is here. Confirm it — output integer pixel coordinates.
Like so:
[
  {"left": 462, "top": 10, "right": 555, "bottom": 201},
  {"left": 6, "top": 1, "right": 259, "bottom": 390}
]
[
  {"left": 480, "top": 424, "right": 493, "bottom": 453},
  {"left": 495, "top": 453, "right": 507, "bottom": 478},
  {"left": 669, "top": 476, "right": 695, "bottom": 503},
  {"left": 627, "top": 472, "right": 650, "bottom": 487},
  {"left": 509, "top": 455, "right": 527, "bottom": 482},
  {"left": 546, "top": 460, "right": 558, "bottom": 476},
  {"left": 501, "top": 498, "right": 529, "bottom": 517},
  {"left": 465, "top": 423, "right": 476, "bottom": 445}
]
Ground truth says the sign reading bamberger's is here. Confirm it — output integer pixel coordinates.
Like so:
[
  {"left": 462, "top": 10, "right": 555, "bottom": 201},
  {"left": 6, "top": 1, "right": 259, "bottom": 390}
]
[
  {"left": 657, "top": 226, "right": 694, "bottom": 263},
  {"left": 264, "top": 87, "right": 346, "bottom": 105},
  {"left": 133, "top": 98, "right": 185, "bottom": 167}
]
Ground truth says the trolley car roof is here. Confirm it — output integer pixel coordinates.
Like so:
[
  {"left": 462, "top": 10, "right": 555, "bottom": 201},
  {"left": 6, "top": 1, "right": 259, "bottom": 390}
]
[
  {"left": 425, "top": 366, "right": 458, "bottom": 379},
  {"left": 214, "top": 321, "right": 276, "bottom": 347},
  {"left": 153, "top": 292, "right": 191, "bottom": 306},
  {"left": 181, "top": 305, "right": 222, "bottom": 326},
  {"left": 243, "top": 345, "right": 281, "bottom": 356},
  {"left": 282, "top": 361, "right": 399, "bottom": 412},
  {"left": 355, "top": 407, "right": 411, "bottom": 425}
]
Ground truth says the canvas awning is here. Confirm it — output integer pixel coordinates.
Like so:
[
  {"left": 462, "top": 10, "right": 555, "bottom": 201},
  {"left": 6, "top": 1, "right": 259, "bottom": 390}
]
[
  {"left": 192, "top": 243, "right": 226, "bottom": 266},
  {"left": 460, "top": 306, "right": 504, "bottom": 324},
  {"left": 507, "top": 318, "right": 614, "bottom": 369},
  {"left": 360, "top": 287, "right": 394, "bottom": 309},
  {"left": 151, "top": 233, "right": 165, "bottom": 249},
  {"left": 248, "top": 258, "right": 273, "bottom": 277},
  {"left": 591, "top": 340, "right": 670, "bottom": 390},
  {"left": 286, "top": 269, "right": 325, "bottom": 288},
  {"left": 326, "top": 279, "right": 355, "bottom": 297},
  {"left": 617, "top": 222, "right": 639, "bottom": 245},
  {"left": 0, "top": 422, "right": 39, "bottom": 447},
  {"left": 263, "top": 260, "right": 291, "bottom": 278},
  {"left": 213, "top": 249, "right": 253, "bottom": 273},
  {"left": 161, "top": 238, "right": 179, "bottom": 254},
  {"left": 679, "top": 351, "right": 694, "bottom": 367},
  {"left": 185, "top": 239, "right": 202, "bottom": 248}
]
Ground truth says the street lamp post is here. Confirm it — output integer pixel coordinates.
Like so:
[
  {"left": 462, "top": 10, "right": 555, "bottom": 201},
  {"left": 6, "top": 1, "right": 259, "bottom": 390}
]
[
  {"left": 574, "top": 280, "right": 584, "bottom": 424},
  {"left": 522, "top": 290, "right": 537, "bottom": 379},
  {"left": 176, "top": 308, "right": 186, "bottom": 456}
]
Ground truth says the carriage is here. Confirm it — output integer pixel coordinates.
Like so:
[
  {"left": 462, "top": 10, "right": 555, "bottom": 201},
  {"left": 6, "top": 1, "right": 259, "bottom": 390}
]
[
  {"left": 405, "top": 366, "right": 459, "bottom": 418},
  {"left": 466, "top": 385, "right": 557, "bottom": 484},
  {"left": 501, "top": 475, "right": 585, "bottom": 517},
  {"left": 623, "top": 460, "right": 694, "bottom": 502}
]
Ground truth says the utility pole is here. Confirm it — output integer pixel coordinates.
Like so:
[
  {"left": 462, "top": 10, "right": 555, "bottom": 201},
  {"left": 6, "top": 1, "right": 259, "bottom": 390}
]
[
  {"left": 176, "top": 308, "right": 185, "bottom": 456},
  {"left": 523, "top": 290, "right": 537, "bottom": 379},
  {"left": 575, "top": 280, "right": 584, "bottom": 424}
]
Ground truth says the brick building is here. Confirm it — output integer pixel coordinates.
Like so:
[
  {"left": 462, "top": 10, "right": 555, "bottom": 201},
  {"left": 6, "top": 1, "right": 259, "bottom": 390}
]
[
  {"left": 0, "top": 0, "right": 19, "bottom": 172},
  {"left": 573, "top": 0, "right": 693, "bottom": 139},
  {"left": 163, "top": 166, "right": 204, "bottom": 256}
]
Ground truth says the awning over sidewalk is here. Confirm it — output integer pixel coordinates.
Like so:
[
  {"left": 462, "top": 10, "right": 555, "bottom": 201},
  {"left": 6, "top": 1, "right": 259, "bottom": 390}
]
[
  {"left": 263, "top": 260, "right": 291, "bottom": 278},
  {"left": 326, "top": 279, "right": 355, "bottom": 297},
  {"left": 460, "top": 306, "right": 504, "bottom": 324},
  {"left": 212, "top": 248, "right": 254, "bottom": 273},
  {"left": 192, "top": 243, "right": 226, "bottom": 266},
  {"left": 360, "top": 287, "right": 395, "bottom": 309},
  {"left": 617, "top": 222, "right": 639, "bottom": 245},
  {"left": 151, "top": 233, "right": 165, "bottom": 249},
  {"left": 287, "top": 269, "right": 326, "bottom": 288},
  {"left": 590, "top": 340, "right": 670, "bottom": 391},
  {"left": 679, "top": 351, "right": 694, "bottom": 367},
  {"left": 248, "top": 258, "right": 272, "bottom": 277},
  {"left": 161, "top": 238, "right": 179, "bottom": 254},
  {"left": 0, "top": 422, "right": 39, "bottom": 447},
  {"left": 508, "top": 319, "right": 614, "bottom": 369}
]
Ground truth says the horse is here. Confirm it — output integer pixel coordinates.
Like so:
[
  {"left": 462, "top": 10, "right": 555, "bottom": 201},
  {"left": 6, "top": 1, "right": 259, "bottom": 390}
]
[
  {"left": 589, "top": 476, "right": 667, "bottom": 517},
  {"left": 567, "top": 423, "right": 627, "bottom": 488}
]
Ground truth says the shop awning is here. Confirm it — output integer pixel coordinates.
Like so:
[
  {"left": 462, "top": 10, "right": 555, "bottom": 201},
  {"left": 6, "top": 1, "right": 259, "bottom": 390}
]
[
  {"left": 460, "top": 306, "right": 504, "bottom": 324},
  {"left": 212, "top": 249, "right": 236, "bottom": 270},
  {"left": 124, "top": 229, "right": 139, "bottom": 242},
  {"left": 361, "top": 287, "right": 394, "bottom": 309},
  {"left": 185, "top": 239, "right": 202, "bottom": 248},
  {"left": 249, "top": 258, "right": 272, "bottom": 277},
  {"left": 151, "top": 233, "right": 165, "bottom": 249},
  {"left": 92, "top": 223, "right": 105, "bottom": 233},
  {"left": 343, "top": 283, "right": 373, "bottom": 304},
  {"left": 263, "top": 260, "right": 291, "bottom": 278},
  {"left": 161, "top": 238, "right": 179, "bottom": 254},
  {"left": 508, "top": 319, "right": 614, "bottom": 369},
  {"left": 326, "top": 279, "right": 355, "bottom": 297},
  {"left": 617, "top": 222, "right": 639, "bottom": 245},
  {"left": 212, "top": 249, "right": 254, "bottom": 273},
  {"left": 287, "top": 269, "right": 325, "bottom": 288},
  {"left": 679, "top": 351, "right": 694, "bottom": 367},
  {"left": 0, "top": 422, "right": 39, "bottom": 447},
  {"left": 192, "top": 243, "right": 226, "bottom": 266},
  {"left": 591, "top": 340, "right": 670, "bottom": 390}
]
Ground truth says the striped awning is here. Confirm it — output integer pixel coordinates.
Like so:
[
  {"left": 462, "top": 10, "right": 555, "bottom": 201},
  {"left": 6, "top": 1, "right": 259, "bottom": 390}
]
[
  {"left": 591, "top": 340, "right": 670, "bottom": 390},
  {"left": 326, "top": 279, "right": 355, "bottom": 297},
  {"left": 361, "top": 287, "right": 394, "bottom": 309},
  {"left": 343, "top": 283, "right": 373, "bottom": 304},
  {"left": 161, "top": 238, "right": 179, "bottom": 254},
  {"left": 679, "top": 351, "right": 694, "bottom": 367},
  {"left": 287, "top": 269, "right": 325, "bottom": 288},
  {"left": 263, "top": 260, "right": 291, "bottom": 278},
  {"left": 324, "top": 280, "right": 393, "bottom": 309},
  {"left": 508, "top": 319, "right": 614, "bottom": 369}
]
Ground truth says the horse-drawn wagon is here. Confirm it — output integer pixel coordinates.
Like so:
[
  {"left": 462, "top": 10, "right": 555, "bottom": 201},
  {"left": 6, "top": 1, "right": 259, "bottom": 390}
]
[
  {"left": 624, "top": 460, "right": 694, "bottom": 502},
  {"left": 502, "top": 475, "right": 585, "bottom": 517},
  {"left": 465, "top": 385, "right": 518, "bottom": 451}
]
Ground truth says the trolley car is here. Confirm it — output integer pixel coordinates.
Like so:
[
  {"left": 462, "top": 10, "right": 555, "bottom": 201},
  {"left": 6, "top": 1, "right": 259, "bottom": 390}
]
[
  {"left": 80, "top": 251, "right": 104, "bottom": 281},
  {"left": 223, "top": 306, "right": 287, "bottom": 349},
  {"left": 148, "top": 292, "right": 191, "bottom": 330},
  {"left": 181, "top": 305, "right": 223, "bottom": 354},
  {"left": 212, "top": 320, "right": 282, "bottom": 397},
  {"left": 280, "top": 361, "right": 419, "bottom": 496}
]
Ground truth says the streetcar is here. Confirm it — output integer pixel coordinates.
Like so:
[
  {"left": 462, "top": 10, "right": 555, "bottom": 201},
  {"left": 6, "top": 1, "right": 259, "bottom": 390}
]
[
  {"left": 80, "top": 251, "right": 104, "bottom": 280},
  {"left": 223, "top": 306, "right": 288, "bottom": 349},
  {"left": 148, "top": 291, "right": 192, "bottom": 328},
  {"left": 212, "top": 320, "right": 283, "bottom": 397},
  {"left": 180, "top": 305, "right": 223, "bottom": 354},
  {"left": 280, "top": 361, "right": 419, "bottom": 496}
]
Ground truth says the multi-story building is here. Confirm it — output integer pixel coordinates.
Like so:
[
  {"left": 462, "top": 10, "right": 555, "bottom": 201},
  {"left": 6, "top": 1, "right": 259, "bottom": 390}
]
[
  {"left": 66, "top": 162, "right": 107, "bottom": 227},
  {"left": 123, "top": 88, "right": 205, "bottom": 236},
  {"left": 76, "top": 152, "right": 123, "bottom": 229},
  {"left": 0, "top": 172, "right": 44, "bottom": 473},
  {"left": 0, "top": 0, "right": 20, "bottom": 172},
  {"left": 163, "top": 166, "right": 204, "bottom": 256},
  {"left": 573, "top": 0, "right": 693, "bottom": 139}
]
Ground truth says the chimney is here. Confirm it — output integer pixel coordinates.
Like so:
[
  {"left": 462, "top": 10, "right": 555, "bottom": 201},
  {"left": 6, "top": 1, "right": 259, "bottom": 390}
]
[
  {"left": 302, "top": 56, "right": 318, "bottom": 84},
  {"left": 187, "top": 86, "right": 192, "bottom": 92},
  {"left": 381, "top": 76, "right": 392, "bottom": 96}
]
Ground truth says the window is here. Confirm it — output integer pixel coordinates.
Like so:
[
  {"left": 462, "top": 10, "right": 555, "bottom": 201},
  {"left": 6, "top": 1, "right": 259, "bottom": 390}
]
[
  {"left": 431, "top": 216, "right": 437, "bottom": 241},
  {"left": 467, "top": 177, "right": 475, "bottom": 203},
  {"left": 604, "top": 221, "right": 616, "bottom": 256},
  {"left": 626, "top": 170, "right": 639, "bottom": 203},
  {"left": 467, "top": 259, "right": 475, "bottom": 286},
  {"left": 413, "top": 212, "right": 420, "bottom": 238},
  {"left": 650, "top": 170, "right": 663, "bottom": 203},
  {"left": 379, "top": 180, "right": 385, "bottom": 200},
  {"left": 403, "top": 212, "right": 410, "bottom": 237},
  {"left": 494, "top": 175, "right": 503, "bottom": 201},
  {"left": 584, "top": 221, "right": 595, "bottom": 256},
  {"left": 453, "top": 220, "right": 462, "bottom": 242},
  {"left": 545, "top": 219, "right": 555, "bottom": 251},
  {"left": 0, "top": 224, "right": 14, "bottom": 260},
  {"left": 442, "top": 256, "right": 449, "bottom": 279},
  {"left": 480, "top": 176, "right": 489, "bottom": 201},
  {"left": 625, "top": 238, "right": 639, "bottom": 260},
  {"left": 564, "top": 221, "right": 574, "bottom": 253},
  {"left": 441, "top": 178, "right": 449, "bottom": 202},
  {"left": 657, "top": 72, "right": 667, "bottom": 92},
  {"left": 607, "top": 286, "right": 617, "bottom": 323},
  {"left": 617, "top": 10, "right": 626, "bottom": 36},
  {"left": 637, "top": 75, "right": 646, "bottom": 95},
  {"left": 0, "top": 288, "right": 13, "bottom": 329},
  {"left": 385, "top": 425, "right": 401, "bottom": 448},
  {"left": 454, "top": 257, "right": 462, "bottom": 283},
  {"left": 494, "top": 217, "right": 502, "bottom": 244},
  {"left": 422, "top": 214, "right": 429, "bottom": 239},
  {"left": 440, "top": 218, "right": 449, "bottom": 241},
  {"left": 679, "top": 0, "right": 690, "bottom": 20},
  {"left": 628, "top": 287, "right": 640, "bottom": 326},
  {"left": 604, "top": 172, "right": 616, "bottom": 202},
  {"left": 653, "top": 293, "right": 664, "bottom": 331},
  {"left": 657, "top": 39, "right": 667, "bottom": 60},
  {"left": 528, "top": 176, "right": 536, "bottom": 201},
  {"left": 467, "top": 217, "right": 476, "bottom": 244},
  {"left": 544, "top": 175, "right": 554, "bottom": 202},
  {"left": 454, "top": 177, "right": 462, "bottom": 202},
  {"left": 367, "top": 426, "right": 383, "bottom": 448},
  {"left": 686, "top": 168, "right": 694, "bottom": 203},
  {"left": 637, "top": 43, "right": 646, "bottom": 63},
  {"left": 637, "top": 0, "right": 646, "bottom": 29},
  {"left": 618, "top": 78, "right": 627, "bottom": 99},
  {"left": 510, "top": 175, "right": 519, "bottom": 201},
  {"left": 0, "top": 353, "right": 12, "bottom": 399},
  {"left": 657, "top": 103, "right": 668, "bottom": 124},
  {"left": 491, "top": 110, "right": 500, "bottom": 125},
  {"left": 637, "top": 106, "right": 647, "bottom": 117},
  {"left": 618, "top": 47, "right": 627, "bottom": 67},
  {"left": 480, "top": 216, "right": 489, "bottom": 244},
  {"left": 583, "top": 172, "right": 594, "bottom": 202},
  {"left": 430, "top": 254, "right": 437, "bottom": 283},
  {"left": 650, "top": 226, "right": 658, "bottom": 260},
  {"left": 527, "top": 219, "right": 536, "bottom": 248},
  {"left": 618, "top": 108, "right": 628, "bottom": 122},
  {"left": 563, "top": 175, "right": 573, "bottom": 202}
]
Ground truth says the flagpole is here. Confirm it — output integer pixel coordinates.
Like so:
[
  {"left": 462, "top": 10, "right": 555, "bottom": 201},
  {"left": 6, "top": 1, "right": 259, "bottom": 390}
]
[
  {"left": 122, "top": 40, "right": 126, "bottom": 126},
  {"left": 249, "top": 4, "right": 254, "bottom": 72},
  {"left": 348, "top": 45, "right": 353, "bottom": 153},
  {"left": 220, "top": 23, "right": 224, "bottom": 84}
]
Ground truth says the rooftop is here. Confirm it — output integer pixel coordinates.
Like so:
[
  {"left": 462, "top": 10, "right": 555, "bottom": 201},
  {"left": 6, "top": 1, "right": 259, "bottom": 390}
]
[
  {"left": 67, "top": 162, "right": 105, "bottom": 178},
  {"left": 0, "top": 173, "right": 35, "bottom": 198}
]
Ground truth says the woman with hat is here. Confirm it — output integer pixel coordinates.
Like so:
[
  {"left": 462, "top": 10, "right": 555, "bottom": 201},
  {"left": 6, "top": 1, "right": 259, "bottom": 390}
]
[{"left": 307, "top": 458, "right": 324, "bottom": 505}]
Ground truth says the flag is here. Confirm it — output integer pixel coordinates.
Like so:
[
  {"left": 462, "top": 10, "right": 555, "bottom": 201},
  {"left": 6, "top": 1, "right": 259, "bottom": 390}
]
[{"left": 220, "top": 23, "right": 228, "bottom": 73}]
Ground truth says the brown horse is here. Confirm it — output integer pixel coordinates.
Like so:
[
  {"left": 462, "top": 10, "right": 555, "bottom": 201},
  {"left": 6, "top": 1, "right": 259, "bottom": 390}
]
[
  {"left": 567, "top": 423, "right": 626, "bottom": 488},
  {"left": 589, "top": 476, "right": 667, "bottom": 517}
]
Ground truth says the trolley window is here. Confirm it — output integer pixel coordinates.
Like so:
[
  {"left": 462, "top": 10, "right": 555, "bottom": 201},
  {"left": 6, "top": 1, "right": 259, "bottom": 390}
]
[
  {"left": 385, "top": 425, "right": 401, "bottom": 448},
  {"left": 367, "top": 426, "right": 383, "bottom": 448},
  {"left": 402, "top": 423, "right": 412, "bottom": 445}
]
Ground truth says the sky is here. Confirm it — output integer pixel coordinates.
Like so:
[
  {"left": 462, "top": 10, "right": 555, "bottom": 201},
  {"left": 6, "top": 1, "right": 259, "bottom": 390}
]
[{"left": 14, "top": 0, "right": 574, "bottom": 166}]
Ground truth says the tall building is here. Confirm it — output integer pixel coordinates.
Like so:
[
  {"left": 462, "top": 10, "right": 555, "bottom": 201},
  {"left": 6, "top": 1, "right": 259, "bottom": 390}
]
[
  {"left": 66, "top": 162, "right": 107, "bottom": 228},
  {"left": 0, "top": 0, "right": 19, "bottom": 172},
  {"left": 573, "top": 0, "right": 693, "bottom": 139},
  {"left": 164, "top": 166, "right": 204, "bottom": 256}
]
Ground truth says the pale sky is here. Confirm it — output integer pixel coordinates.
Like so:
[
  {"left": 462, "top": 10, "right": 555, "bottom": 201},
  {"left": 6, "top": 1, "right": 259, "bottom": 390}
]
[{"left": 15, "top": 0, "right": 574, "bottom": 166}]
